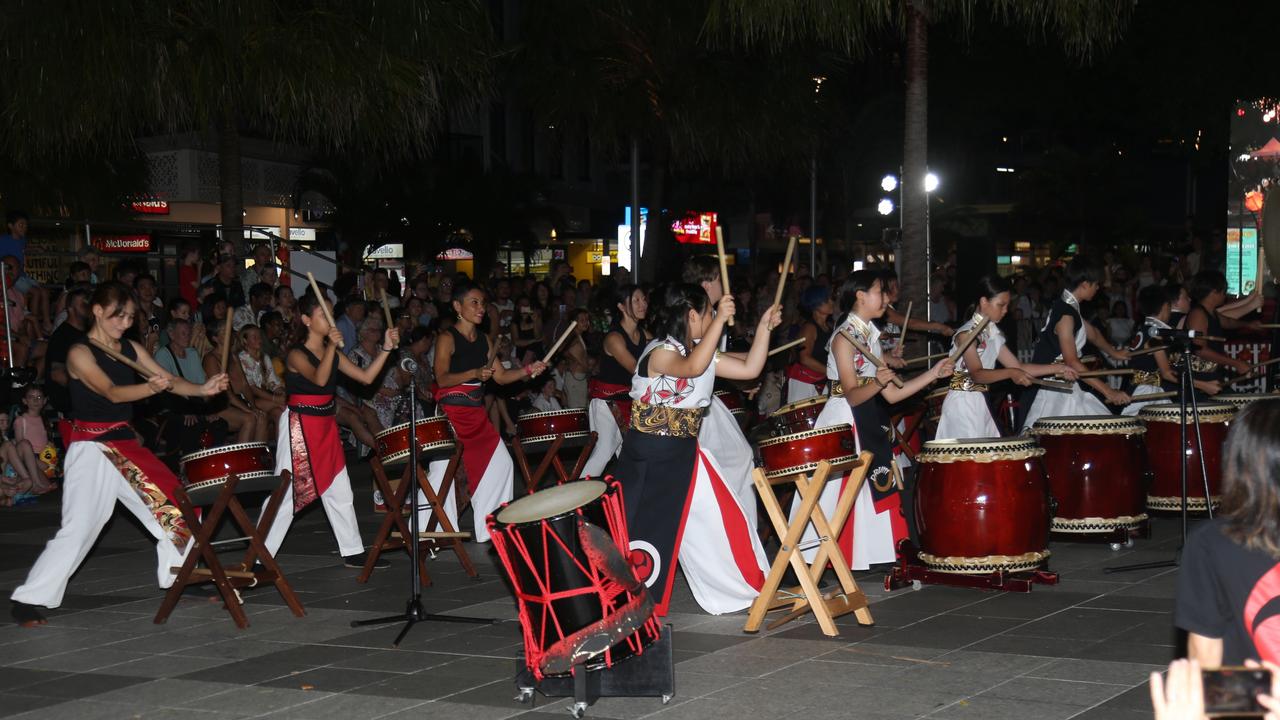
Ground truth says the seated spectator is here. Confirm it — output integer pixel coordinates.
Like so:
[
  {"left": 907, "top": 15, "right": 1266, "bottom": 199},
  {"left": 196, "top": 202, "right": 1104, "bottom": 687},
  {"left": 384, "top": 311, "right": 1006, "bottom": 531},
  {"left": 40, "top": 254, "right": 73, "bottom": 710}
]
[{"left": 236, "top": 324, "right": 285, "bottom": 422}]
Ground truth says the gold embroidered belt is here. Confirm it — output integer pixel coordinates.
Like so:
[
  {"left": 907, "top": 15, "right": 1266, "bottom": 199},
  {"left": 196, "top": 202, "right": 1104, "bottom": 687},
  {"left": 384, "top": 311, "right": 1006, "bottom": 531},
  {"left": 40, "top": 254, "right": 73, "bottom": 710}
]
[
  {"left": 1132, "top": 370, "right": 1161, "bottom": 387},
  {"left": 948, "top": 373, "right": 988, "bottom": 393},
  {"left": 630, "top": 401, "right": 703, "bottom": 438},
  {"left": 829, "top": 378, "right": 873, "bottom": 397}
]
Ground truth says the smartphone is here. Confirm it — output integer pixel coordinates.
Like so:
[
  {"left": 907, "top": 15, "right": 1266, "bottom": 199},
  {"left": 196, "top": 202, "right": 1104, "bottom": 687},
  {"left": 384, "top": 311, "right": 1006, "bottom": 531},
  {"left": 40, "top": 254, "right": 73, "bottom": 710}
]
[{"left": 1203, "top": 667, "right": 1271, "bottom": 717}]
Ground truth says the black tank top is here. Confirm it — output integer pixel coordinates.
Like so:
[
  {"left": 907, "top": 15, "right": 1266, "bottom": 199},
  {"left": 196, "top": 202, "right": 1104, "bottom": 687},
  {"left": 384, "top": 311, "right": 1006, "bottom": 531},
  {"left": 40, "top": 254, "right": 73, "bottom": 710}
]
[
  {"left": 284, "top": 346, "right": 339, "bottom": 395},
  {"left": 69, "top": 340, "right": 138, "bottom": 423},
  {"left": 598, "top": 323, "right": 645, "bottom": 386},
  {"left": 805, "top": 319, "right": 830, "bottom": 366},
  {"left": 447, "top": 327, "right": 489, "bottom": 373},
  {"left": 1031, "top": 297, "right": 1083, "bottom": 364}
]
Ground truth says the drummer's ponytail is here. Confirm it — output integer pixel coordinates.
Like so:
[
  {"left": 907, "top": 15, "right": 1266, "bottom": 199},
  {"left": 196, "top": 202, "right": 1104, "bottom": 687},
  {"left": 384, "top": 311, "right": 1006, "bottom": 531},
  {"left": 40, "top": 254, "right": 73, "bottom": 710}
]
[{"left": 651, "top": 284, "right": 709, "bottom": 346}]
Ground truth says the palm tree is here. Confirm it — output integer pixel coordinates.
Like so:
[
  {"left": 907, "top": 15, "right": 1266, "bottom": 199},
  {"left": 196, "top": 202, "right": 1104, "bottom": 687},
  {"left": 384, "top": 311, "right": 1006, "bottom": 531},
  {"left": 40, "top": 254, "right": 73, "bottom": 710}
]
[
  {"left": 0, "top": 0, "right": 494, "bottom": 236},
  {"left": 707, "top": 0, "right": 1133, "bottom": 310}
]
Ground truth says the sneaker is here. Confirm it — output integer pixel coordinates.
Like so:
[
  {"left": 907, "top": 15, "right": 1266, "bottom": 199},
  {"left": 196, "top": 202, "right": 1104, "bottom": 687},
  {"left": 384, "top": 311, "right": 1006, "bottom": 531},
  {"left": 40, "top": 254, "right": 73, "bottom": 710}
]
[{"left": 343, "top": 551, "right": 390, "bottom": 569}]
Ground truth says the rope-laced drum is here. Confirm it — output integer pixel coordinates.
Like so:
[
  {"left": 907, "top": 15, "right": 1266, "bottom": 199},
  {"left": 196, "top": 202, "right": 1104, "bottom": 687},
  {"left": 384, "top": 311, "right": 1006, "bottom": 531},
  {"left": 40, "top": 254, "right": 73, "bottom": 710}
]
[
  {"left": 1029, "top": 415, "right": 1148, "bottom": 535},
  {"left": 915, "top": 437, "right": 1051, "bottom": 574},
  {"left": 374, "top": 416, "right": 456, "bottom": 465}
]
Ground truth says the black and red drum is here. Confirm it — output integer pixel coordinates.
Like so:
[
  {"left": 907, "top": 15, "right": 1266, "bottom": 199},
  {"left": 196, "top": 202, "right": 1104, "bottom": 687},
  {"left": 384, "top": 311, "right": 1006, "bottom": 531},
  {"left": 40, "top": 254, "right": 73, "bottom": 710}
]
[
  {"left": 182, "top": 442, "right": 273, "bottom": 487},
  {"left": 488, "top": 480, "right": 661, "bottom": 680},
  {"left": 769, "top": 396, "right": 828, "bottom": 435},
  {"left": 757, "top": 424, "right": 858, "bottom": 480},
  {"left": 915, "top": 437, "right": 1051, "bottom": 574},
  {"left": 1029, "top": 416, "right": 1148, "bottom": 536},
  {"left": 516, "top": 409, "right": 591, "bottom": 446},
  {"left": 374, "top": 416, "right": 456, "bottom": 465},
  {"left": 1140, "top": 402, "right": 1234, "bottom": 513}
]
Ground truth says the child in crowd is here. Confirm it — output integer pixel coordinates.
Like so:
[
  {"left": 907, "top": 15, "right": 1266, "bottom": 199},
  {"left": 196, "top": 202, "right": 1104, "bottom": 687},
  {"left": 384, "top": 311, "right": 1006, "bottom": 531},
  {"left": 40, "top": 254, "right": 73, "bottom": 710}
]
[
  {"left": 529, "top": 376, "right": 563, "bottom": 412},
  {"left": 0, "top": 411, "right": 54, "bottom": 506},
  {"left": 14, "top": 385, "right": 57, "bottom": 480}
]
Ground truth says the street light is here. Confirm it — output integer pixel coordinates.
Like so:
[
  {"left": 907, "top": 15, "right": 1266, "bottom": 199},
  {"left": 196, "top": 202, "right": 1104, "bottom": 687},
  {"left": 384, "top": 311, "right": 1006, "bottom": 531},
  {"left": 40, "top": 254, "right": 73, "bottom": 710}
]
[
  {"left": 881, "top": 175, "right": 899, "bottom": 193},
  {"left": 924, "top": 172, "right": 939, "bottom": 193},
  {"left": 877, "top": 199, "right": 895, "bottom": 216}
]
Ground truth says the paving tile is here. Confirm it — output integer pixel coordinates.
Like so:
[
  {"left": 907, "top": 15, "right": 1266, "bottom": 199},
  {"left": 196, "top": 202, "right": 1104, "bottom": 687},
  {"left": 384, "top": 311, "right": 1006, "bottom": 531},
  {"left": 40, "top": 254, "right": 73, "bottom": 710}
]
[
  {"left": 4, "top": 698, "right": 156, "bottom": 720},
  {"left": 860, "top": 614, "right": 1022, "bottom": 649},
  {"left": 670, "top": 631, "right": 754, "bottom": 654},
  {"left": 926, "top": 694, "right": 1085, "bottom": 720},
  {"left": 980, "top": 677, "right": 1133, "bottom": 706},
  {"left": 0, "top": 693, "right": 66, "bottom": 718},
  {"left": 958, "top": 590, "right": 1095, "bottom": 620},
  {"left": 19, "top": 671, "right": 150, "bottom": 700},
  {"left": 1006, "top": 608, "right": 1152, "bottom": 641},
  {"left": 102, "top": 654, "right": 236, "bottom": 678},
  {"left": 0, "top": 668, "right": 69, "bottom": 693},
  {"left": 89, "top": 678, "right": 242, "bottom": 706},
  {"left": 11, "top": 647, "right": 154, "bottom": 672},
  {"left": 964, "top": 633, "right": 1094, "bottom": 658},
  {"left": 1024, "top": 658, "right": 1165, "bottom": 685},
  {"left": 255, "top": 693, "right": 425, "bottom": 719},
  {"left": 259, "top": 666, "right": 399, "bottom": 693},
  {"left": 327, "top": 648, "right": 459, "bottom": 674},
  {"left": 175, "top": 686, "right": 334, "bottom": 715},
  {"left": 1070, "top": 640, "right": 1177, "bottom": 665}
]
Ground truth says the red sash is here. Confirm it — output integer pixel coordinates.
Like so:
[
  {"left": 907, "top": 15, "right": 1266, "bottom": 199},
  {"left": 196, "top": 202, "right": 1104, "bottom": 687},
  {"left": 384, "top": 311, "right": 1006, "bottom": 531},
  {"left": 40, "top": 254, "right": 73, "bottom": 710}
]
[
  {"left": 287, "top": 394, "right": 345, "bottom": 512},
  {"left": 785, "top": 363, "right": 826, "bottom": 385},
  {"left": 435, "top": 384, "right": 499, "bottom": 495},
  {"left": 67, "top": 421, "right": 189, "bottom": 551}
]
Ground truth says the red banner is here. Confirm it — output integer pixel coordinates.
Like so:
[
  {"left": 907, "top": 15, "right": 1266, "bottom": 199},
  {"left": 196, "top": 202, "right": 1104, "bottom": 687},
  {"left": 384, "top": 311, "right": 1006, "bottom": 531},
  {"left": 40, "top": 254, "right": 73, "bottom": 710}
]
[
  {"left": 94, "top": 235, "right": 153, "bottom": 253},
  {"left": 671, "top": 212, "right": 717, "bottom": 244}
]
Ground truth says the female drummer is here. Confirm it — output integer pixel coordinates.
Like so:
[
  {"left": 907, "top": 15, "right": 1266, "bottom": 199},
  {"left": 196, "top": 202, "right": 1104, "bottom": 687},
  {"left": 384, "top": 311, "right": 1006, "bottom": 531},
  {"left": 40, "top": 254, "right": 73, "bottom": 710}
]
[
  {"left": 433, "top": 281, "right": 545, "bottom": 543},
  {"left": 614, "top": 284, "right": 781, "bottom": 616},
  {"left": 785, "top": 286, "right": 834, "bottom": 403},
  {"left": 1019, "top": 258, "right": 1131, "bottom": 431},
  {"left": 796, "top": 270, "right": 954, "bottom": 570},
  {"left": 1185, "top": 271, "right": 1253, "bottom": 384},
  {"left": 582, "top": 284, "right": 650, "bottom": 478},
  {"left": 880, "top": 270, "right": 954, "bottom": 357},
  {"left": 935, "top": 276, "right": 1073, "bottom": 440},
  {"left": 1122, "top": 285, "right": 1223, "bottom": 416},
  {"left": 10, "top": 282, "right": 228, "bottom": 626},
  {"left": 260, "top": 292, "right": 400, "bottom": 569}
]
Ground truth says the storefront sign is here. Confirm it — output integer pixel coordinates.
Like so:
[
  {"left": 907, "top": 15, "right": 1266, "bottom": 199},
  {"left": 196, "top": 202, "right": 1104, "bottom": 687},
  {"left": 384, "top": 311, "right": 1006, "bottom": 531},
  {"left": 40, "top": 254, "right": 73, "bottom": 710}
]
[
  {"left": 130, "top": 200, "right": 169, "bottom": 215},
  {"left": 94, "top": 234, "right": 153, "bottom": 253},
  {"left": 367, "top": 243, "right": 403, "bottom": 259},
  {"left": 289, "top": 227, "right": 317, "bottom": 242},
  {"left": 671, "top": 211, "right": 718, "bottom": 245}
]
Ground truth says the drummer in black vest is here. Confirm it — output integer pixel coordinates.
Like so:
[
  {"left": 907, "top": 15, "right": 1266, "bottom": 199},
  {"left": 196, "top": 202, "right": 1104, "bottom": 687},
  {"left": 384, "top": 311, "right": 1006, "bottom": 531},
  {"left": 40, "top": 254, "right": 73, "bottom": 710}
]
[
  {"left": 11, "top": 282, "right": 228, "bottom": 627},
  {"left": 580, "top": 285, "right": 651, "bottom": 478},
  {"left": 261, "top": 291, "right": 400, "bottom": 570},
  {"left": 1122, "top": 285, "right": 1223, "bottom": 416},
  {"left": 1185, "top": 271, "right": 1253, "bottom": 385}
]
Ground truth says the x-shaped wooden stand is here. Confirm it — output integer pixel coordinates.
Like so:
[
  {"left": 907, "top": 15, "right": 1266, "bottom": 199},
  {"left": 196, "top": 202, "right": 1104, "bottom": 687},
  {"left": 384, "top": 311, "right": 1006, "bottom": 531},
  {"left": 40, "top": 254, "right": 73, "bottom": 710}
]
[
  {"left": 360, "top": 447, "right": 476, "bottom": 585},
  {"left": 157, "top": 471, "right": 305, "bottom": 629},
  {"left": 745, "top": 454, "right": 875, "bottom": 637},
  {"left": 511, "top": 431, "right": 599, "bottom": 494}
]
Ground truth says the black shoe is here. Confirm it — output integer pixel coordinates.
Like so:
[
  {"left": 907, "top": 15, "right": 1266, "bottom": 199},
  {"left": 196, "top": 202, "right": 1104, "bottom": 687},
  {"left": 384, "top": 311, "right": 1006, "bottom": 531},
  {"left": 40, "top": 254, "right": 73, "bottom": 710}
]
[
  {"left": 11, "top": 601, "right": 47, "bottom": 626},
  {"left": 343, "top": 551, "right": 390, "bottom": 569}
]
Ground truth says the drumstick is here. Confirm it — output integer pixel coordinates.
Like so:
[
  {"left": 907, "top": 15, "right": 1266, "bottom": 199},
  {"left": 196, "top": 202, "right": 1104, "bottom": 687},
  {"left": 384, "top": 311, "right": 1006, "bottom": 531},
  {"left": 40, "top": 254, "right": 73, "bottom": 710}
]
[
  {"left": 898, "top": 301, "right": 913, "bottom": 350},
  {"left": 1137, "top": 390, "right": 1178, "bottom": 402},
  {"left": 1225, "top": 356, "right": 1280, "bottom": 384},
  {"left": 380, "top": 288, "right": 395, "bottom": 331},
  {"left": 219, "top": 308, "right": 233, "bottom": 374},
  {"left": 1031, "top": 377, "right": 1075, "bottom": 392},
  {"left": 714, "top": 226, "right": 733, "bottom": 327},
  {"left": 89, "top": 338, "right": 155, "bottom": 380},
  {"left": 307, "top": 272, "right": 343, "bottom": 349},
  {"left": 773, "top": 235, "right": 796, "bottom": 308},
  {"left": 838, "top": 328, "right": 905, "bottom": 388},
  {"left": 1126, "top": 345, "right": 1168, "bottom": 358},
  {"left": 947, "top": 315, "right": 990, "bottom": 364},
  {"left": 541, "top": 321, "right": 578, "bottom": 365},
  {"left": 1073, "top": 369, "right": 1136, "bottom": 378},
  {"left": 902, "top": 351, "right": 949, "bottom": 366},
  {"left": 766, "top": 337, "right": 806, "bottom": 357},
  {"left": 1256, "top": 324, "right": 1280, "bottom": 329}
]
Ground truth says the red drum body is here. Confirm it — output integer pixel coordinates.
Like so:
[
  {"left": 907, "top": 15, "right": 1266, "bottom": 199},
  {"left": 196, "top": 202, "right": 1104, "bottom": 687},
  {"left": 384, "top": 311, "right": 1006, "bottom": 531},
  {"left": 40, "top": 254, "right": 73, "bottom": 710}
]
[
  {"left": 915, "top": 437, "right": 1050, "bottom": 573},
  {"left": 488, "top": 480, "right": 660, "bottom": 679},
  {"left": 1030, "top": 416, "right": 1148, "bottom": 535},
  {"left": 1140, "top": 403, "right": 1234, "bottom": 512},
  {"left": 714, "top": 389, "right": 749, "bottom": 430},
  {"left": 517, "top": 409, "right": 590, "bottom": 445},
  {"left": 181, "top": 442, "right": 273, "bottom": 491},
  {"left": 757, "top": 424, "right": 858, "bottom": 480},
  {"left": 374, "top": 416, "right": 456, "bottom": 465},
  {"left": 769, "top": 396, "right": 828, "bottom": 435}
]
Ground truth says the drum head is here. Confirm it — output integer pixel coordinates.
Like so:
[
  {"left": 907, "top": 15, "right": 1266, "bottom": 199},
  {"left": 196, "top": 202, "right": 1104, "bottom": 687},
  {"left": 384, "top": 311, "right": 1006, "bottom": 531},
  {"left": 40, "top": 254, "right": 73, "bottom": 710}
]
[{"left": 496, "top": 480, "right": 607, "bottom": 525}]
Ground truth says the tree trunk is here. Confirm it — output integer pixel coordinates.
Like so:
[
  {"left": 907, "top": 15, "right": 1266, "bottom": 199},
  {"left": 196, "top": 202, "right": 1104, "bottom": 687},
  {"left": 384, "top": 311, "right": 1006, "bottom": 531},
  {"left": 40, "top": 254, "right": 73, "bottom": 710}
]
[
  {"left": 900, "top": 1, "right": 929, "bottom": 317},
  {"left": 218, "top": 110, "right": 244, "bottom": 250},
  {"left": 640, "top": 143, "right": 669, "bottom": 284}
]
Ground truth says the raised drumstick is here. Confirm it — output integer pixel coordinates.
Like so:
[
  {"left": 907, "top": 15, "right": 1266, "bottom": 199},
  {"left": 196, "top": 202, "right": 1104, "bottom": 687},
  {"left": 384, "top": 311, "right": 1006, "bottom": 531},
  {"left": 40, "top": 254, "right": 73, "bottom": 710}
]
[
  {"left": 947, "top": 315, "right": 990, "bottom": 364},
  {"left": 898, "top": 301, "right": 913, "bottom": 350},
  {"left": 219, "top": 309, "right": 234, "bottom": 374},
  {"left": 541, "top": 321, "right": 578, "bottom": 365},
  {"left": 89, "top": 338, "right": 155, "bottom": 380},
  {"left": 715, "top": 226, "right": 733, "bottom": 326},
  {"left": 307, "top": 272, "right": 343, "bottom": 348},
  {"left": 380, "top": 288, "right": 395, "bottom": 331},
  {"left": 773, "top": 235, "right": 797, "bottom": 308}
]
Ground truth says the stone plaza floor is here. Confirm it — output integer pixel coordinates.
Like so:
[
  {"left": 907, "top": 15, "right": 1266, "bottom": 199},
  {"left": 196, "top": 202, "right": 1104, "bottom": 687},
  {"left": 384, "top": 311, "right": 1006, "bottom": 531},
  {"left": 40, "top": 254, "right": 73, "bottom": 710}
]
[{"left": 0, "top": 459, "right": 1180, "bottom": 720}]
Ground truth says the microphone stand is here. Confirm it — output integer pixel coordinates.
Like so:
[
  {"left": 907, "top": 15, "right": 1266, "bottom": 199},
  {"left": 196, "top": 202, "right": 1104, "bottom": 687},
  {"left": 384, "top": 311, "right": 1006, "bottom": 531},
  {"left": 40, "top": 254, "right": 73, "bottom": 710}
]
[
  {"left": 1106, "top": 336, "right": 1212, "bottom": 573},
  {"left": 351, "top": 363, "right": 492, "bottom": 645}
]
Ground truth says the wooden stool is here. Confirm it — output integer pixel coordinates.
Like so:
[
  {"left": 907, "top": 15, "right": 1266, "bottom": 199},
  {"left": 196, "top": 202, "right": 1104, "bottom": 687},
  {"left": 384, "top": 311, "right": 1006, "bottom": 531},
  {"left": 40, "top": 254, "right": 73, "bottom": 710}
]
[
  {"left": 361, "top": 447, "right": 476, "bottom": 585},
  {"left": 745, "top": 454, "right": 874, "bottom": 637},
  {"left": 511, "top": 431, "right": 599, "bottom": 494},
  {"left": 156, "top": 470, "right": 305, "bottom": 629}
]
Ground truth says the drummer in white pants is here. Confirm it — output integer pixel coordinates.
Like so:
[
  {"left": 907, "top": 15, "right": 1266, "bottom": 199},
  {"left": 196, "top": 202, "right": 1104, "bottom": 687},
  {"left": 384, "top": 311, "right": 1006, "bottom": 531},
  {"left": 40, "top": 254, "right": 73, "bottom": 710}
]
[{"left": 581, "top": 285, "right": 651, "bottom": 478}]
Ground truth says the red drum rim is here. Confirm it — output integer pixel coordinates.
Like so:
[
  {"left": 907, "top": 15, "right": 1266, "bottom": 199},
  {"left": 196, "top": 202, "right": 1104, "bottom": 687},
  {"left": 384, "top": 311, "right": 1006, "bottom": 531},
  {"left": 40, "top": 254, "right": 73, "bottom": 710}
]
[
  {"left": 1139, "top": 402, "right": 1235, "bottom": 424},
  {"left": 1030, "top": 415, "right": 1145, "bottom": 436},
  {"left": 186, "top": 470, "right": 276, "bottom": 491},
  {"left": 374, "top": 416, "right": 452, "bottom": 442},
  {"left": 180, "top": 442, "right": 270, "bottom": 467},
  {"left": 381, "top": 440, "right": 456, "bottom": 464},
  {"left": 758, "top": 424, "right": 858, "bottom": 479},
  {"left": 495, "top": 479, "right": 607, "bottom": 525},
  {"left": 519, "top": 431, "right": 593, "bottom": 446},
  {"left": 918, "top": 436, "right": 1044, "bottom": 463},
  {"left": 517, "top": 409, "right": 589, "bottom": 420}
]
